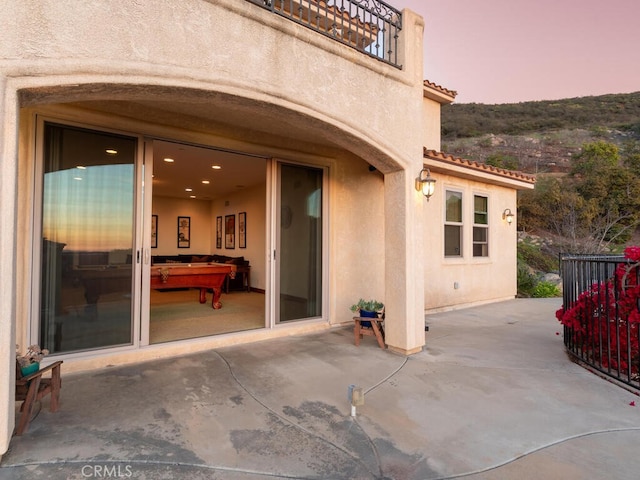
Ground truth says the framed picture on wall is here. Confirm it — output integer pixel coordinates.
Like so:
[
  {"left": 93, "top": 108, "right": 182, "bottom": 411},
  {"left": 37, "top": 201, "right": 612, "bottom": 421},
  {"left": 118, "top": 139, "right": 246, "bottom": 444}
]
[
  {"left": 177, "top": 216, "right": 190, "bottom": 248},
  {"left": 225, "top": 214, "right": 235, "bottom": 249},
  {"left": 151, "top": 215, "right": 158, "bottom": 248},
  {"left": 238, "top": 212, "right": 246, "bottom": 248},
  {"left": 216, "top": 216, "right": 222, "bottom": 249}
]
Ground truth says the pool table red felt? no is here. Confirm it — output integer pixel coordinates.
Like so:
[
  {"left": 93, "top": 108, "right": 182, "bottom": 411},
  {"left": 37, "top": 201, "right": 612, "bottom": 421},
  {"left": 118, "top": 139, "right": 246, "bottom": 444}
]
[{"left": 150, "top": 264, "right": 234, "bottom": 309}]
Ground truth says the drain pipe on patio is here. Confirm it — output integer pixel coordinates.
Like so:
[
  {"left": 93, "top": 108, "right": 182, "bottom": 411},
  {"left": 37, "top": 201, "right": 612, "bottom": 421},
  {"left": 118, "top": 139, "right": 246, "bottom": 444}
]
[
  {"left": 348, "top": 357, "right": 409, "bottom": 417},
  {"left": 348, "top": 384, "right": 364, "bottom": 417}
]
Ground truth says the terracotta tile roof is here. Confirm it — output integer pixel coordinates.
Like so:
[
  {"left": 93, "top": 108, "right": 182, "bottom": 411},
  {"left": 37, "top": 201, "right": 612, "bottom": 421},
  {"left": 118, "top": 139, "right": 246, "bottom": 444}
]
[
  {"left": 423, "top": 80, "right": 457, "bottom": 99},
  {"left": 423, "top": 149, "right": 537, "bottom": 185}
]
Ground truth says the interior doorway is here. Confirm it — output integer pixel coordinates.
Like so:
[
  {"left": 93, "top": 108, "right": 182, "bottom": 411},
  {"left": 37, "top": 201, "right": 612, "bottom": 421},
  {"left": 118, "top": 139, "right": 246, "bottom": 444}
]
[{"left": 145, "top": 139, "right": 268, "bottom": 344}]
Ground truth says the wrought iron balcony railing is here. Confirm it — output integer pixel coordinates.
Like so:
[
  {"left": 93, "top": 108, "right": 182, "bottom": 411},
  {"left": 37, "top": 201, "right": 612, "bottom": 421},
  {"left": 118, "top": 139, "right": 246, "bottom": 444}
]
[{"left": 247, "top": 0, "right": 402, "bottom": 68}]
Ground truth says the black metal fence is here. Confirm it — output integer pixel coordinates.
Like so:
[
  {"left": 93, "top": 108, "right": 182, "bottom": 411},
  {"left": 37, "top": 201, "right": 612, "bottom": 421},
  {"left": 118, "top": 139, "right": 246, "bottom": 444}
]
[
  {"left": 559, "top": 254, "right": 640, "bottom": 390},
  {"left": 246, "top": 0, "right": 403, "bottom": 68}
]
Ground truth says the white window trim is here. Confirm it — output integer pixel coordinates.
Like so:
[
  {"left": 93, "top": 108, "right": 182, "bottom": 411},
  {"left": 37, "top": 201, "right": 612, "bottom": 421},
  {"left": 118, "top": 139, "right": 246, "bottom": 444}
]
[
  {"left": 472, "top": 193, "right": 489, "bottom": 258},
  {"left": 444, "top": 189, "right": 464, "bottom": 258}
]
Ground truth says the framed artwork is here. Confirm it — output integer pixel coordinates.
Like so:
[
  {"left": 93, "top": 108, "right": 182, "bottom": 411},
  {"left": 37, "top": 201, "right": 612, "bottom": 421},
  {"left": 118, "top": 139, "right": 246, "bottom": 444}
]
[
  {"left": 239, "top": 212, "right": 246, "bottom": 248},
  {"left": 151, "top": 215, "right": 158, "bottom": 248},
  {"left": 177, "top": 216, "right": 190, "bottom": 248},
  {"left": 225, "top": 214, "right": 235, "bottom": 249},
  {"left": 216, "top": 216, "right": 222, "bottom": 249}
]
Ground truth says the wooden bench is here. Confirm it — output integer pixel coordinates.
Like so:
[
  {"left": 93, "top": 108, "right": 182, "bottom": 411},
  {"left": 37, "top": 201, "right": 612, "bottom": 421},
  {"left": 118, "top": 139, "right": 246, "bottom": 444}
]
[
  {"left": 14, "top": 360, "right": 63, "bottom": 435},
  {"left": 353, "top": 315, "right": 385, "bottom": 349}
]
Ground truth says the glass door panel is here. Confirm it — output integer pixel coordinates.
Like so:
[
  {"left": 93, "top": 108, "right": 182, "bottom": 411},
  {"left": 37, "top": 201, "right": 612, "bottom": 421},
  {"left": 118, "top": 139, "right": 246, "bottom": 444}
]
[
  {"left": 277, "top": 163, "right": 323, "bottom": 322},
  {"left": 39, "top": 122, "right": 137, "bottom": 353}
]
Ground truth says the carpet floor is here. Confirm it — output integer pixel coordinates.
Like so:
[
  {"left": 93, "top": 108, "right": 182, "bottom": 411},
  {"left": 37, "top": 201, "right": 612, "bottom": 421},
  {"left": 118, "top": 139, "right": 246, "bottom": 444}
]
[{"left": 149, "top": 289, "right": 265, "bottom": 344}]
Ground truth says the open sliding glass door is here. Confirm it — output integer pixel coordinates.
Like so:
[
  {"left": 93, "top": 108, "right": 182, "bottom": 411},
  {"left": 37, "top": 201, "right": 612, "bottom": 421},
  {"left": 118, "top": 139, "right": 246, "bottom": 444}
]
[
  {"left": 274, "top": 162, "right": 325, "bottom": 323},
  {"left": 36, "top": 119, "right": 145, "bottom": 354}
]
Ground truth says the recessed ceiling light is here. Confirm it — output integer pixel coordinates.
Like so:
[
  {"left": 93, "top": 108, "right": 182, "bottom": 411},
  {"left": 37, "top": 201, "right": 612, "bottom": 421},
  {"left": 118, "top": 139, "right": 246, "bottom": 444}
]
[
  {"left": 211, "top": 165, "right": 221, "bottom": 170},
  {"left": 185, "top": 188, "right": 193, "bottom": 192},
  {"left": 76, "top": 165, "right": 86, "bottom": 170},
  {"left": 202, "top": 180, "right": 210, "bottom": 184},
  {"left": 73, "top": 177, "right": 83, "bottom": 181},
  {"left": 164, "top": 158, "right": 175, "bottom": 163},
  {"left": 105, "top": 149, "right": 118, "bottom": 155},
  {"left": 190, "top": 195, "right": 196, "bottom": 199}
]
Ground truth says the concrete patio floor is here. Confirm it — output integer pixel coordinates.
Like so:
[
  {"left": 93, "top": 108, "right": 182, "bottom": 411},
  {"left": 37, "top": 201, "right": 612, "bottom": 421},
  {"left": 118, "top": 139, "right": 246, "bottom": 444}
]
[{"left": 2, "top": 298, "right": 640, "bottom": 479}]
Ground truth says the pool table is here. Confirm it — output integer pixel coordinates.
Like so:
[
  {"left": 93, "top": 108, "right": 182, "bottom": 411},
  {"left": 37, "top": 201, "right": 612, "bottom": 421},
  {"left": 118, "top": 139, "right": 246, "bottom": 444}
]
[{"left": 150, "top": 264, "right": 233, "bottom": 309}]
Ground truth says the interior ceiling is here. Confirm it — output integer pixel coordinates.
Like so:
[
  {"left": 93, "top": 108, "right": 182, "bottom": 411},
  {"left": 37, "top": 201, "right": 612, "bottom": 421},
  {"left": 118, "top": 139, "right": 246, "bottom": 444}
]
[
  {"left": 71, "top": 99, "right": 303, "bottom": 201},
  {"left": 69, "top": 97, "right": 343, "bottom": 200},
  {"left": 152, "top": 140, "right": 267, "bottom": 201}
]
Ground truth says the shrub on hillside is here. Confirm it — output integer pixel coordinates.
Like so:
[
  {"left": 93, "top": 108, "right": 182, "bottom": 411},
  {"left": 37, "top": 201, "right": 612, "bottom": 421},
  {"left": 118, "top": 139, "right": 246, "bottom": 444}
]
[
  {"left": 517, "top": 242, "right": 558, "bottom": 273},
  {"left": 517, "top": 261, "right": 537, "bottom": 297},
  {"left": 532, "top": 281, "right": 561, "bottom": 298}
]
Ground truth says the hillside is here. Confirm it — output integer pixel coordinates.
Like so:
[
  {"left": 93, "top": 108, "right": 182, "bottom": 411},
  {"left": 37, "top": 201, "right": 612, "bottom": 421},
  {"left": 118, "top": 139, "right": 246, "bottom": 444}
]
[
  {"left": 442, "top": 92, "right": 640, "bottom": 139},
  {"left": 439, "top": 93, "right": 640, "bottom": 294},
  {"left": 441, "top": 92, "right": 640, "bottom": 174}
]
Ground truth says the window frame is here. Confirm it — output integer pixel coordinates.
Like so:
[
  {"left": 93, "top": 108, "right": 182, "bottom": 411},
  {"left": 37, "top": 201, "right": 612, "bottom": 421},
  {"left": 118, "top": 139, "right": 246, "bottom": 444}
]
[
  {"left": 444, "top": 189, "right": 463, "bottom": 258},
  {"left": 472, "top": 193, "right": 489, "bottom": 258}
]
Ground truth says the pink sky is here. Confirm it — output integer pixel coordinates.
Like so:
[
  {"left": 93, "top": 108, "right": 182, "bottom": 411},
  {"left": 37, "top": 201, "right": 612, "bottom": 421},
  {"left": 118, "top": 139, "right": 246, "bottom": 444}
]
[{"left": 393, "top": 0, "right": 640, "bottom": 104}]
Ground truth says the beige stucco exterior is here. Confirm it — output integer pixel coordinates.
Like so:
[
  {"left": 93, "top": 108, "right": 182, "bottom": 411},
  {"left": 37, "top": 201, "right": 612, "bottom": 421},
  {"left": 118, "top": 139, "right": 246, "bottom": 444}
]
[
  {"left": 422, "top": 82, "right": 456, "bottom": 150},
  {"left": 422, "top": 152, "right": 535, "bottom": 311},
  {"left": 0, "top": 0, "right": 533, "bottom": 455}
]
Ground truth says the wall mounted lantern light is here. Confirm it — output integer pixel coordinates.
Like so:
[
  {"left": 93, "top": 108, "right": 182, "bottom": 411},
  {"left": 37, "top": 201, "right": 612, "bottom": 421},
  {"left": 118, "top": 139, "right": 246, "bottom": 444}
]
[
  {"left": 415, "top": 167, "right": 436, "bottom": 201},
  {"left": 503, "top": 208, "right": 515, "bottom": 225}
]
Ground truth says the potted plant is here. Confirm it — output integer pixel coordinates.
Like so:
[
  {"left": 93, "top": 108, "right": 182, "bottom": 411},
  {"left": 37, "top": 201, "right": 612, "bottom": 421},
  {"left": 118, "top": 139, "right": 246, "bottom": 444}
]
[
  {"left": 350, "top": 299, "right": 384, "bottom": 326},
  {"left": 16, "top": 344, "right": 49, "bottom": 377}
]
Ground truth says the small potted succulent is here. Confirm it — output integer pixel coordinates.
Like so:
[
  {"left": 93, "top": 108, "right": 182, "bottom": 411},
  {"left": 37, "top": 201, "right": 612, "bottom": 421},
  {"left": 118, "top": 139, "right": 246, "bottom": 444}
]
[
  {"left": 350, "top": 299, "right": 384, "bottom": 326},
  {"left": 16, "top": 344, "right": 49, "bottom": 377}
]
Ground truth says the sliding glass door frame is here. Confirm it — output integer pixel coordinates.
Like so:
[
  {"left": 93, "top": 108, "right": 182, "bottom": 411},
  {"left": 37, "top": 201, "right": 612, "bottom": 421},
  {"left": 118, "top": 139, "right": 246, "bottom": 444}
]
[
  {"left": 31, "top": 115, "right": 147, "bottom": 355},
  {"left": 30, "top": 116, "right": 329, "bottom": 357},
  {"left": 138, "top": 139, "right": 154, "bottom": 347},
  {"left": 270, "top": 159, "right": 329, "bottom": 326}
]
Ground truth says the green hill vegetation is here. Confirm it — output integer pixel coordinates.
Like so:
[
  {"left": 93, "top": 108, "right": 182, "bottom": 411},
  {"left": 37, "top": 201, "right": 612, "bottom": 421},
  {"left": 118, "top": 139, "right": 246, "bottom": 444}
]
[
  {"left": 439, "top": 92, "right": 640, "bottom": 297},
  {"left": 442, "top": 92, "right": 640, "bottom": 139}
]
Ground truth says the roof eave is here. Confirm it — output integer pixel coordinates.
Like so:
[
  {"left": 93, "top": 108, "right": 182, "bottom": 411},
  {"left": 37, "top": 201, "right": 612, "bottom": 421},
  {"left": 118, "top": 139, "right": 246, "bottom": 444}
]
[
  {"left": 423, "top": 150, "right": 536, "bottom": 190},
  {"left": 423, "top": 80, "right": 457, "bottom": 105}
]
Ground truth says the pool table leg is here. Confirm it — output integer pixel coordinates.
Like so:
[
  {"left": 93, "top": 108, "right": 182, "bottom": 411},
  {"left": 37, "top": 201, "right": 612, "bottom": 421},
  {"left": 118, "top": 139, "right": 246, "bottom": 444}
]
[{"left": 211, "top": 287, "right": 223, "bottom": 309}]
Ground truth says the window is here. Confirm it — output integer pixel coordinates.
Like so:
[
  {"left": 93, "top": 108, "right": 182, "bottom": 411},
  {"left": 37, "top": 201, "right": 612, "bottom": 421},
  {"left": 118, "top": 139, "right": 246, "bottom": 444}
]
[
  {"left": 473, "top": 195, "right": 488, "bottom": 257},
  {"left": 445, "top": 191, "right": 462, "bottom": 257}
]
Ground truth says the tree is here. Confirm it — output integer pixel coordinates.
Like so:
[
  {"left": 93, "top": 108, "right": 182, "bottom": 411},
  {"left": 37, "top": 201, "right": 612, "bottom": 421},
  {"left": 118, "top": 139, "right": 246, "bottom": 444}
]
[
  {"left": 518, "top": 140, "right": 640, "bottom": 252},
  {"left": 571, "top": 141, "right": 640, "bottom": 245},
  {"left": 571, "top": 140, "right": 619, "bottom": 177},
  {"left": 622, "top": 139, "right": 640, "bottom": 176}
]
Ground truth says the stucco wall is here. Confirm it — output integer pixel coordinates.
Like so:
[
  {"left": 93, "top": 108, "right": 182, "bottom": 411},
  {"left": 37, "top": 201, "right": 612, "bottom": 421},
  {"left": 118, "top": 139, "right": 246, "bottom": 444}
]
[
  {"left": 422, "top": 97, "right": 443, "bottom": 151},
  {"left": 1, "top": 0, "right": 431, "bottom": 454},
  {"left": 330, "top": 154, "right": 386, "bottom": 323},
  {"left": 423, "top": 174, "right": 518, "bottom": 311},
  {"left": 2, "top": 0, "right": 425, "bottom": 169}
]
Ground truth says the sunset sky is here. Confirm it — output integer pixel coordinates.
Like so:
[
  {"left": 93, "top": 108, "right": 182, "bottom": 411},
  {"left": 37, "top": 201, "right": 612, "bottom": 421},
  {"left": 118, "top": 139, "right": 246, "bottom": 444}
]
[{"left": 393, "top": 0, "right": 640, "bottom": 104}]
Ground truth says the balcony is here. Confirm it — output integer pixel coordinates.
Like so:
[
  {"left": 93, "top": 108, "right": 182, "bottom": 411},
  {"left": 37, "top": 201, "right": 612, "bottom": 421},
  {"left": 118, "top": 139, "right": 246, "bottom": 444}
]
[{"left": 247, "top": 0, "right": 402, "bottom": 68}]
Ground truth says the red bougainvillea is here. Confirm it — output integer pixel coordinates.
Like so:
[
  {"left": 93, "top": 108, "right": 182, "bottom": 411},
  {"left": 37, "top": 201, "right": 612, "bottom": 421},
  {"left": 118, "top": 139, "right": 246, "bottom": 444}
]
[{"left": 556, "top": 246, "right": 640, "bottom": 375}]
